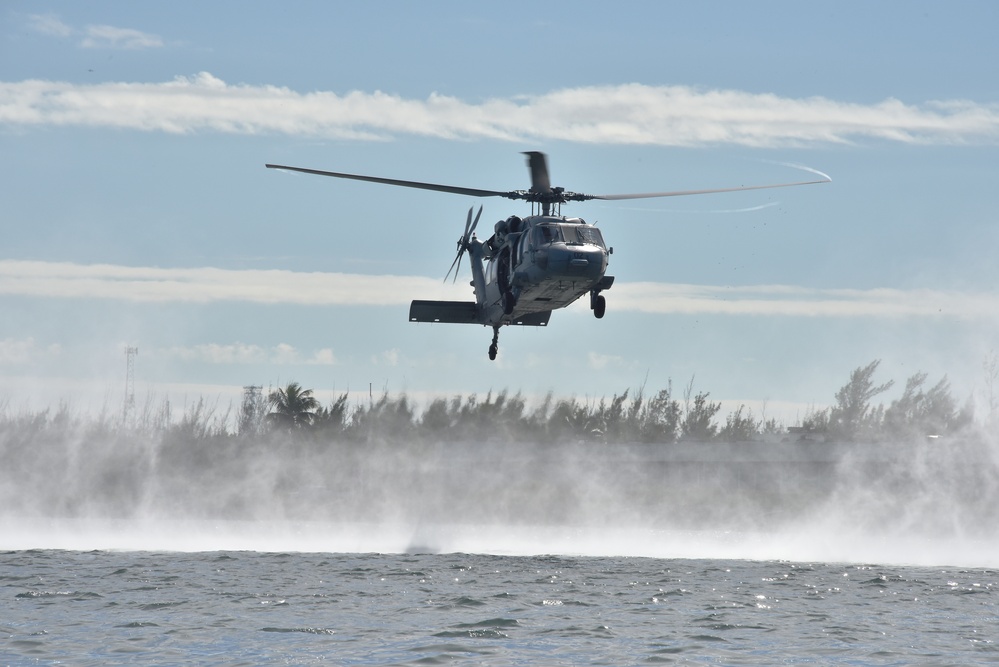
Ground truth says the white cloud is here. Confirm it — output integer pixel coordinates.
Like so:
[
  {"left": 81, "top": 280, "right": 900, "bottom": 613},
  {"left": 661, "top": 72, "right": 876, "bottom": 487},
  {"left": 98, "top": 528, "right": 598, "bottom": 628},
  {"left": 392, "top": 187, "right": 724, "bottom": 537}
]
[
  {"left": 1, "top": 74, "right": 997, "bottom": 147},
  {"left": 165, "top": 342, "right": 269, "bottom": 364},
  {"left": 81, "top": 24, "right": 163, "bottom": 50},
  {"left": 0, "top": 337, "right": 62, "bottom": 365},
  {"left": 0, "top": 337, "right": 36, "bottom": 365},
  {"left": 1, "top": 259, "right": 997, "bottom": 320},
  {"left": 162, "top": 342, "right": 337, "bottom": 366},
  {"left": 25, "top": 14, "right": 163, "bottom": 50},
  {"left": 611, "top": 282, "right": 999, "bottom": 319},
  {"left": 310, "top": 348, "right": 338, "bottom": 366},
  {"left": 0, "top": 260, "right": 466, "bottom": 305},
  {"left": 27, "top": 13, "right": 73, "bottom": 37},
  {"left": 373, "top": 349, "right": 400, "bottom": 367},
  {"left": 588, "top": 351, "right": 624, "bottom": 370},
  {"left": 271, "top": 343, "right": 299, "bottom": 365}
]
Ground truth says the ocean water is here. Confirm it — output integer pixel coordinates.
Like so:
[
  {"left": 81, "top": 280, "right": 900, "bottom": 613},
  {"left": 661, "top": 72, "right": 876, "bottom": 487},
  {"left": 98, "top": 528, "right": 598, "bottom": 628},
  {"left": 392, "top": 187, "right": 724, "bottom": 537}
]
[{"left": 3, "top": 546, "right": 998, "bottom": 666}]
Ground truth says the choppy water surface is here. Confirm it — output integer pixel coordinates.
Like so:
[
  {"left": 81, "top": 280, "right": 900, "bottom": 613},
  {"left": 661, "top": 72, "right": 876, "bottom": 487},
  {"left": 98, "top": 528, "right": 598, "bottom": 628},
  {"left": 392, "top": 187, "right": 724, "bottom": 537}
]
[{"left": 3, "top": 549, "right": 997, "bottom": 665}]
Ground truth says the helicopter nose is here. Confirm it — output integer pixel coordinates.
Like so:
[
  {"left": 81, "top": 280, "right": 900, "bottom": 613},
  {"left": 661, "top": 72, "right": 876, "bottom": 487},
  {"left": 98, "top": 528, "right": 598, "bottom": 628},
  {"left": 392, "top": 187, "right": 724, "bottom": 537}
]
[{"left": 548, "top": 245, "right": 606, "bottom": 279}]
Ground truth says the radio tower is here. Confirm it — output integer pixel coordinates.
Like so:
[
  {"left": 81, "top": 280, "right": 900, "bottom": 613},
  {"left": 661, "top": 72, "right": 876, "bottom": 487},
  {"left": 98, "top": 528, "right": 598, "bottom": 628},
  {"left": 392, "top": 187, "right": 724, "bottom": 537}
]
[{"left": 124, "top": 346, "right": 138, "bottom": 421}]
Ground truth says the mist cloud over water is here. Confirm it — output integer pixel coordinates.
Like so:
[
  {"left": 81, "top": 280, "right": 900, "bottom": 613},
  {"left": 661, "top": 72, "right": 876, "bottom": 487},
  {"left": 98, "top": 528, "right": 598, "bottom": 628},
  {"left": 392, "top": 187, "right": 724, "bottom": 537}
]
[{"left": 2, "top": 407, "right": 997, "bottom": 567}]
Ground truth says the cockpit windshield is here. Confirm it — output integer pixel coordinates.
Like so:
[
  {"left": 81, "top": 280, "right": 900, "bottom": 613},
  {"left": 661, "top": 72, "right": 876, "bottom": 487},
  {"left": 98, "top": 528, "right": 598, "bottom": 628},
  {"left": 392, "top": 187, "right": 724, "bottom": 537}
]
[
  {"left": 557, "top": 224, "right": 605, "bottom": 248},
  {"left": 535, "top": 224, "right": 563, "bottom": 244},
  {"left": 534, "top": 222, "right": 606, "bottom": 248},
  {"left": 576, "top": 226, "right": 606, "bottom": 248}
]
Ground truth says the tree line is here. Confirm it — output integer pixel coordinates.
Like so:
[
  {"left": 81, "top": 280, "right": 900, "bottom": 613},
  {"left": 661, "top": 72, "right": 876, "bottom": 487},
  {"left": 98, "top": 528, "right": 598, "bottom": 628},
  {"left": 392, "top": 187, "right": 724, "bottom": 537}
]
[
  {"left": 0, "top": 360, "right": 993, "bottom": 522},
  {"left": 0, "top": 359, "right": 989, "bottom": 447},
  {"left": 248, "top": 360, "right": 984, "bottom": 444},
  {"left": 253, "top": 378, "right": 735, "bottom": 444}
]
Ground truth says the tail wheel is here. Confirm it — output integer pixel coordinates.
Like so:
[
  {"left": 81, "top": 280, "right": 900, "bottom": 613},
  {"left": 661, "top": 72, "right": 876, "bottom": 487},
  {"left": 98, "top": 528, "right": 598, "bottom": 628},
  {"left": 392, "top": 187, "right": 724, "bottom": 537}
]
[{"left": 488, "top": 326, "right": 499, "bottom": 361}]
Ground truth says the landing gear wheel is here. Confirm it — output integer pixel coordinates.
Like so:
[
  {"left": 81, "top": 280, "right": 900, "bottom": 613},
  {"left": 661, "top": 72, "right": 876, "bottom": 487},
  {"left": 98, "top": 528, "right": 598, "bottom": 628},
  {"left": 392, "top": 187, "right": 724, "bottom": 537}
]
[
  {"left": 488, "top": 326, "right": 500, "bottom": 361},
  {"left": 502, "top": 291, "right": 516, "bottom": 316},
  {"left": 593, "top": 294, "right": 606, "bottom": 319}
]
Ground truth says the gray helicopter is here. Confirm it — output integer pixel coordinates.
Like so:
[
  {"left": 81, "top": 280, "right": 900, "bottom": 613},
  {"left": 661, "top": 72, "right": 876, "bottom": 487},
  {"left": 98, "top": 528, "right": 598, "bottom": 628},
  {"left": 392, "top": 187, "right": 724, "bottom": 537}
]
[{"left": 266, "top": 152, "right": 828, "bottom": 360}]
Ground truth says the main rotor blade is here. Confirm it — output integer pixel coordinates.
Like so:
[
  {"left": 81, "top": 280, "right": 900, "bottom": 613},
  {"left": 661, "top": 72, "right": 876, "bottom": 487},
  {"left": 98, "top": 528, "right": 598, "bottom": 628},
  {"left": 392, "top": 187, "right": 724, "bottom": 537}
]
[
  {"left": 266, "top": 164, "right": 516, "bottom": 199},
  {"left": 523, "top": 151, "right": 551, "bottom": 194},
  {"left": 589, "top": 177, "right": 831, "bottom": 201}
]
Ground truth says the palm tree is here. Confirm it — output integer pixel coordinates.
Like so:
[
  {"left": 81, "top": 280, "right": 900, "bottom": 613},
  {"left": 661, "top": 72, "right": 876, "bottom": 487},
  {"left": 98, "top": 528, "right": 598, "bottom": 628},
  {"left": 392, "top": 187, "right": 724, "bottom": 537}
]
[{"left": 267, "top": 382, "right": 320, "bottom": 430}]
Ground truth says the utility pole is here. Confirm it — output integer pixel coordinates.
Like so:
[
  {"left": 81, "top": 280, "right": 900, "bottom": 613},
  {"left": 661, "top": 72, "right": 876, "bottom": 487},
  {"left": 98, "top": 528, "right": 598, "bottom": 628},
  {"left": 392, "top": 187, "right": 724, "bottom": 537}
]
[{"left": 124, "top": 346, "right": 138, "bottom": 422}]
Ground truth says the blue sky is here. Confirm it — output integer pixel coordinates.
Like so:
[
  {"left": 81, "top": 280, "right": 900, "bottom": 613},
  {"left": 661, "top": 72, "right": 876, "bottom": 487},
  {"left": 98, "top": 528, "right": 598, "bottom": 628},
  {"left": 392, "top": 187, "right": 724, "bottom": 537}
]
[{"left": 2, "top": 1, "right": 998, "bottom": 423}]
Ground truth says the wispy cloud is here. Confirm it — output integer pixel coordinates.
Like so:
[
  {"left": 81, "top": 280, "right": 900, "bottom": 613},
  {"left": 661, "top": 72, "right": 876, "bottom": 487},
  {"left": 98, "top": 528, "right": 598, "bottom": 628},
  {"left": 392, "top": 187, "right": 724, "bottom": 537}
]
[
  {"left": 81, "top": 25, "right": 163, "bottom": 50},
  {"left": 612, "top": 282, "right": 999, "bottom": 319},
  {"left": 588, "top": 351, "right": 625, "bottom": 370},
  {"left": 26, "top": 13, "right": 163, "bottom": 50},
  {"left": 27, "top": 13, "right": 73, "bottom": 37},
  {"left": 162, "top": 342, "right": 336, "bottom": 366},
  {"left": 0, "top": 337, "right": 62, "bottom": 365},
  {"left": 0, "top": 260, "right": 465, "bottom": 305},
  {"left": 373, "top": 349, "right": 401, "bottom": 367},
  {"left": 2, "top": 73, "right": 997, "bottom": 147},
  {"left": 2, "top": 260, "right": 996, "bottom": 320}
]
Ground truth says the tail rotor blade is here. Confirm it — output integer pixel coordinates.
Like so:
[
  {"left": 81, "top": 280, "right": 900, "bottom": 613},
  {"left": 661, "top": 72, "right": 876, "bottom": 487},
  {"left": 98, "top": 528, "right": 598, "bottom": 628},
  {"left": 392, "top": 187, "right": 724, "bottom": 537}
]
[
  {"left": 444, "top": 205, "right": 484, "bottom": 283},
  {"left": 445, "top": 246, "right": 464, "bottom": 283},
  {"left": 463, "top": 206, "right": 473, "bottom": 238},
  {"left": 469, "top": 205, "right": 483, "bottom": 236}
]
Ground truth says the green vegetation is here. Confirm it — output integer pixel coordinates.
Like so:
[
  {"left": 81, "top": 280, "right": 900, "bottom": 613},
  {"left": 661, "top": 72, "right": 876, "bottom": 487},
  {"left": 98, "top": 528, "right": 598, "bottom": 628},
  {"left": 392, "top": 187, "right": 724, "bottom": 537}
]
[
  {"left": 246, "top": 362, "right": 978, "bottom": 444},
  {"left": 802, "top": 360, "right": 975, "bottom": 442},
  {"left": 266, "top": 382, "right": 320, "bottom": 430},
  {"left": 0, "top": 361, "right": 984, "bottom": 448},
  {"left": 0, "top": 361, "right": 994, "bottom": 527}
]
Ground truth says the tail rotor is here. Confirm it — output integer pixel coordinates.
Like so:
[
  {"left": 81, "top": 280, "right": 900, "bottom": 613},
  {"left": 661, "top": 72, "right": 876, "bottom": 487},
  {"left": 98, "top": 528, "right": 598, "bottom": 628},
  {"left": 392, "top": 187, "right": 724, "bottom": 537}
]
[{"left": 445, "top": 205, "right": 482, "bottom": 283}]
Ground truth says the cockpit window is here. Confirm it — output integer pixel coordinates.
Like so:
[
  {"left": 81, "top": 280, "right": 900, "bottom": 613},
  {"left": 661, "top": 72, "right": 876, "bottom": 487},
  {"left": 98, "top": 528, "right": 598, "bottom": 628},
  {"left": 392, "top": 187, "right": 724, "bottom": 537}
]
[
  {"left": 563, "top": 224, "right": 606, "bottom": 248},
  {"left": 536, "top": 224, "right": 563, "bottom": 244},
  {"left": 534, "top": 223, "right": 605, "bottom": 247}
]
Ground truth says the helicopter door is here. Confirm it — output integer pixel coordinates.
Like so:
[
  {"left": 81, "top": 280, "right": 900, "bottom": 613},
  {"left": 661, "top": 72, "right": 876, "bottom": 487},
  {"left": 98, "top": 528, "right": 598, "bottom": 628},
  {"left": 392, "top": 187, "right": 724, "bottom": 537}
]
[
  {"left": 497, "top": 246, "right": 511, "bottom": 292},
  {"left": 514, "top": 232, "right": 530, "bottom": 269}
]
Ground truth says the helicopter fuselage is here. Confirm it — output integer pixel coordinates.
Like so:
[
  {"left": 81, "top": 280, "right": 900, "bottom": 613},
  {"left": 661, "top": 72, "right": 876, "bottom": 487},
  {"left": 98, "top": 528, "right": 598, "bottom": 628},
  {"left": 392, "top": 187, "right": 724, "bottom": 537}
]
[
  {"left": 475, "top": 214, "right": 612, "bottom": 325},
  {"left": 409, "top": 214, "right": 614, "bottom": 359}
]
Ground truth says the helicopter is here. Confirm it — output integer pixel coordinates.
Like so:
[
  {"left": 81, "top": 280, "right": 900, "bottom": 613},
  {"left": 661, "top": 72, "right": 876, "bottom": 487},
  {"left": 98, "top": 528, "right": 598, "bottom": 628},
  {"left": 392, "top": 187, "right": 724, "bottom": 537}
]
[{"left": 265, "top": 152, "right": 828, "bottom": 360}]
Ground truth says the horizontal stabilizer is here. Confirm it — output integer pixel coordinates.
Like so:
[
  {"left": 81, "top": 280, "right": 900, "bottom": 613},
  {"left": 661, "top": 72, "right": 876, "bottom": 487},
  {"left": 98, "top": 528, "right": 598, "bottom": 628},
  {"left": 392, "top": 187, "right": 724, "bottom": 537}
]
[
  {"left": 511, "top": 310, "right": 551, "bottom": 326},
  {"left": 409, "top": 300, "right": 479, "bottom": 324},
  {"left": 409, "top": 301, "right": 552, "bottom": 327}
]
